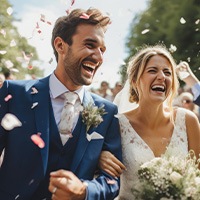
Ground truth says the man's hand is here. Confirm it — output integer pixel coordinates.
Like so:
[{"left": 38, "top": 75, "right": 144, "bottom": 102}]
[{"left": 49, "top": 170, "right": 87, "bottom": 200}]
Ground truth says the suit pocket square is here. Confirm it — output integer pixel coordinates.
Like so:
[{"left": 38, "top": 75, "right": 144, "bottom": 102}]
[{"left": 86, "top": 132, "right": 104, "bottom": 142}]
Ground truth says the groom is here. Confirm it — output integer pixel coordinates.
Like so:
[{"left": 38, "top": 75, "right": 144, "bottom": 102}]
[{"left": 0, "top": 8, "right": 122, "bottom": 200}]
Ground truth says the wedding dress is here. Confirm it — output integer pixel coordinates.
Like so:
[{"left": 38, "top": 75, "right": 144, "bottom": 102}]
[{"left": 115, "top": 108, "right": 188, "bottom": 200}]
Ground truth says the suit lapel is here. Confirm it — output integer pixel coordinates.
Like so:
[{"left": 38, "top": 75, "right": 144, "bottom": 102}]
[
  {"left": 71, "top": 90, "right": 94, "bottom": 172},
  {"left": 30, "top": 76, "right": 50, "bottom": 175}
]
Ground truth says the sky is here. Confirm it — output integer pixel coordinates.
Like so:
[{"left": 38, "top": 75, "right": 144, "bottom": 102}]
[{"left": 8, "top": 0, "right": 148, "bottom": 88}]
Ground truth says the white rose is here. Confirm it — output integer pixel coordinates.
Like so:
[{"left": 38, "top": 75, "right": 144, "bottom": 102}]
[{"left": 170, "top": 171, "right": 182, "bottom": 185}]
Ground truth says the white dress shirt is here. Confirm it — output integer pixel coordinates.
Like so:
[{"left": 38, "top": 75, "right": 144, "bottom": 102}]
[{"left": 49, "top": 73, "right": 85, "bottom": 144}]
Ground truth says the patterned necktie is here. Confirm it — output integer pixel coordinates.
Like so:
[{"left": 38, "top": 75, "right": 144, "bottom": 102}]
[{"left": 59, "top": 92, "right": 78, "bottom": 142}]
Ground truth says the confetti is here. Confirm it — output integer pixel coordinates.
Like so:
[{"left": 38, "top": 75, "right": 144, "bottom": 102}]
[
  {"left": 195, "top": 19, "right": 200, "bottom": 25},
  {"left": 80, "top": 13, "right": 90, "bottom": 19},
  {"left": 10, "top": 39, "right": 16, "bottom": 47},
  {"left": 7, "top": 7, "right": 13, "bottom": 15},
  {"left": 169, "top": 44, "right": 177, "bottom": 53},
  {"left": 31, "top": 102, "right": 38, "bottom": 109},
  {"left": 48, "top": 57, "right": 53, "bottom": 64},
  {"left": 28, "top": 65, "right": 33, "bottom": 70},
  {"left": 31, "top": 87, "right": 38, "bottom": 94},
  {"left": 0, "top": 29, "right": 6, "bottom": 37},
  {"left": 5, "top": 60, "right": 14, "bottom": 68},
  {"left": 141, "top": 29, "right": 150, "bottom": 34},
  {"left": 180, "top": 17, "right": 186, "bottom": 24},
  {"left": 106, "top": 179, "right": 117, "bottom": 185},
  {"left": 1, "top": 113, "right": 22, "bottom": 131},
  {"left": 0, "top": 50, "right": 7, "bottom": 55},
  {"left": 10, "top": 68, "right": 19, "bottom": 73},
  {"left": 31, "top": 133, "right": 45, "bottom": 148},
  {"left": 4, "top": 94, "right": 12, "bottom": 102}
]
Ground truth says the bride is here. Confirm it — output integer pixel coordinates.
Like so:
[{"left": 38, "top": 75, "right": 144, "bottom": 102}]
[{"left": 99, "top": 45, "right": 200, "bottom": 199}]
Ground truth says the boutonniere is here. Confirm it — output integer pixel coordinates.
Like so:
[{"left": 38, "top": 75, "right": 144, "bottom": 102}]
[{"left": 81, "top": 102, "right": 107, "bottom": 133}]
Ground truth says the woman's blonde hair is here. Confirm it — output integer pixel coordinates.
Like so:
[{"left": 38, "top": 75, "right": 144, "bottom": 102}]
[{"left": 127, "top": 45, "right": 179, "bottom": 110}]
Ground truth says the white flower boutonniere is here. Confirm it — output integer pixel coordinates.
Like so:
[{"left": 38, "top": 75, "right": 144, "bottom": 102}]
[{"left": 81, "top": 102, "right": 107, "bottom": 133}]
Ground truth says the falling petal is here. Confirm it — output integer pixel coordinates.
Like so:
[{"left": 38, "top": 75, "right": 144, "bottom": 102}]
[
  {"left": 48, "top": 57, "right": 53, "bottom": 64},
  {"left": 0, "top": 50, "right": 7, "bottom": 55},
  {"left": 5, "top": 60, "right": 14, "bottom": 68},
  {"left": 40, "top": 14, "right": 45, "bottom": 22},
  {"left": 7, "top": 7, "right": 13, "bottom": 15},
  {"left": 169, "top": 44, "right": 177, "bottom": 53},
  {"left": 15, "top": 194, "right": 20, "bottom": 199},
  {"left": 10, "top": 68, "right": 19, "bottom": 73},
  {"left": 31, "top": 102, "right": 38, "bottom": 109},
  {"left": 46, "top": 21, "right": 52, "bottom": 25},
  {"left": 28, "top": 65, "right": 33, "bottom": 70},
  {"left": 180, "top": 17, "right": 186, "bottom": 24},
  {"left": 31, "top": 87, "right": 38, "bottom": 94},
  {"left": 106, "top": 179, "right": 117, "bottom": 185},
  {"left": 195, "top": 19, "right": 200, "bottom": 25},
  {"left": 31, "top": 133, "right": 45, "bottom": 148},
  {"left": 141, "top": 29, "right": 150, "bottom": 34},
  {"left": 80, "top": 13, "right": 90, "bottom": 19},
  {"left": 71, "top": 0, "right": 75, "bottom": 6},
  {"left": 4, "top": 94, "right": 12, "bottom": 102},
  {"left": 10, "top": 39, "right": 16, "bottom": 47},
  {"left": 0, "top": 29, "right": 6, "bottom": 37},
  {"left": 1, "top": 113, "right": 22, "bottom": 131}
]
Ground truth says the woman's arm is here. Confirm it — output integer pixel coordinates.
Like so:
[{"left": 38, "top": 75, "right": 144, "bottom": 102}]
[{"left": 98, "top": 151, "right": 126, "bottom": 178}]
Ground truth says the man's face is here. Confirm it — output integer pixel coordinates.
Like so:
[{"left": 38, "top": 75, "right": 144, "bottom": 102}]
[{"left": 63, "top": 24, "right": 106, "bottom": 88}]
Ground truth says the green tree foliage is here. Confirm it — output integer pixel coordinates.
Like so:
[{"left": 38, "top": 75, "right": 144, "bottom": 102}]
[
  {"left": 0, "top": 0, "right": 44, "bottom": 79},
  {"left": 120, "top": 0, "right": 200, "bottom": 83}
]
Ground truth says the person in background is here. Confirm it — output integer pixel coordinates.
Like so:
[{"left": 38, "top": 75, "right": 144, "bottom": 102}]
[
  {"left": 174, "top": 91, "right": 200, "bottom": 120},
  {"left": 0, "top": 8, "right": 122, "bottom": 200},
  {"left": 0, "top": 73, "right": 5, "bottom": 88},
  {"left": 176, "top": 61, "right": 200, "bottom": 107},
  {"left": 98, "top": 81, "right": 113, "bottom": 101},
  {"left": 3, "top": 70, "right": 16, "bottom": 80},
  {"left": 111, "top": 81, "right": 123, "bottom": 100}
]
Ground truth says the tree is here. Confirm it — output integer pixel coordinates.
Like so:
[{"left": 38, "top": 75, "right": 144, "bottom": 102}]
[
  {"left": 0, "top": 0, "right": 43, "bottom": 79},
  {"left": 120, "top": 0, "right": 200, "bottom": 83}
]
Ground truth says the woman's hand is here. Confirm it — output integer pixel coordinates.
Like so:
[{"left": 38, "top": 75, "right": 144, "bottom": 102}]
[{"left": 98, "top": 151, "right": 126, "bottom": 178}]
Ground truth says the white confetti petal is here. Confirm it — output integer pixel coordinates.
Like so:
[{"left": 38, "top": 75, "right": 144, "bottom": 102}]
[
  {"left": 180, "top": 17, "right": 186, "bottom": 24},
  {"left": 141, "top": 29, "right": 150, "bottom": 34},
  {"left": 31, "top": 102, "right": 38, "bottom": 109},
  {"left": 0, "top": 50, "right": 7, "bottom": 55},
  {"left": 1, "top": 113, "right": 22, "bottom": 131},
  {"left": 10, "top": 39, "right": 16, "bottom": 47},
  {"left": 31, "top": 87, "right": 38, "bottom": 94},
  {"left": 7, "top": 7, "right": 13, "bottom": 15}
]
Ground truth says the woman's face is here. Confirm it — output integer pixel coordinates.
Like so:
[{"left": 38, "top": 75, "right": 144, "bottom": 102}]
[{"left": 137, "top": 55, "right": 173, "bottom": 104}]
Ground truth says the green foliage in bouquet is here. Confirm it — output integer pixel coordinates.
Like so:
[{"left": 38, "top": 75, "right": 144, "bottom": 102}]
[{"left": 133, "top": 150, "right": 200, "bottom": 200}]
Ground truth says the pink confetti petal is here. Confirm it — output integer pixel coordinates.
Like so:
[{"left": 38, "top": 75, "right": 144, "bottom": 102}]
[
  {"left": 4, "top": 94, "right": 12, "bottom": 102},
  {"left": 80, "top": 13, "right": 90, "bottom": 19},
  {"left": 28, "top": 65, "right": 33, "bottom": 70},
  {"left": 31, "top": 133, "right": 45, "bottom": 148},
  {"left": 106, "top": 179, "right": 117, "bottom": 185},
  {"left": 31, "top": 87, "right": 38, "bottom": 94},
  {"left": 71, "top": 0, "right": 75, "bottom": 6}
]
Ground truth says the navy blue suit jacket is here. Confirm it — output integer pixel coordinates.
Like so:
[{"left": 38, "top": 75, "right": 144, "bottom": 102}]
[{"left": 0, "top": 76, "right": 122, "bottom": 200}]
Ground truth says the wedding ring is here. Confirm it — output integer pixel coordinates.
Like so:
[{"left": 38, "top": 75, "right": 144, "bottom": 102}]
[{"left": 52, "top": 187, "right": 57, "bottom": 194}]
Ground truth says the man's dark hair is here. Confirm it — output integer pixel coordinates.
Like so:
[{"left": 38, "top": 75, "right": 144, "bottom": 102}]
[{"left": 51, "top": 8, "right": 111, "bottom": 62}]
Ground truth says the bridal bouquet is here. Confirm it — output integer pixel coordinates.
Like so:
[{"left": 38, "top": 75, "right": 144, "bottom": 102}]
[{"left": 133, "top": 150, "right": 200, "bottom": 200}]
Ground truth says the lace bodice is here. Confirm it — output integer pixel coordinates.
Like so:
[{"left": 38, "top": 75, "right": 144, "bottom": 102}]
[{"left": 116, "top": 108, "right": 188, "bottom": 200}]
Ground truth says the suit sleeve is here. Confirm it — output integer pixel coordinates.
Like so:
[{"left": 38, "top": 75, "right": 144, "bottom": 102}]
[{"left": 85, "top": 104, "right": 122, "bottom": 200}]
